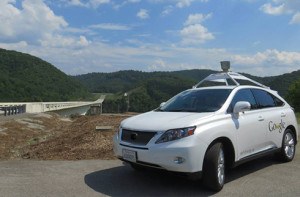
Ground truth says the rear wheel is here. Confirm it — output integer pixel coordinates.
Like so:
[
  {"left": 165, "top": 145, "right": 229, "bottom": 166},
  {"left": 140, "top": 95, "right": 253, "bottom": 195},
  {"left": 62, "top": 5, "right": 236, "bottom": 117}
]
[
  {"left": 278, "top": 129, "right": 296, "bottom": 162},
  {"left": 202, "top": 142, "right": 225, "bottom": 191}
]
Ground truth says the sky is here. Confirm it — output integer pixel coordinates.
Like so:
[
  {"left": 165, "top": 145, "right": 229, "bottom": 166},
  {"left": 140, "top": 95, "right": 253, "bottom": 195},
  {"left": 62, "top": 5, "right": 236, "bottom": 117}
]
[{"left": 0, "top": 0, "right": 300, "bottom": 76}]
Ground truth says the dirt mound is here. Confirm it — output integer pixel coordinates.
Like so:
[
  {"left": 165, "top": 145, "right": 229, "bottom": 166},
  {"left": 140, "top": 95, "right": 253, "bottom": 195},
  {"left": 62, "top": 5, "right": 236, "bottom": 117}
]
[{"left": 0, "top": 113, "right": 130, "bottom": 160}]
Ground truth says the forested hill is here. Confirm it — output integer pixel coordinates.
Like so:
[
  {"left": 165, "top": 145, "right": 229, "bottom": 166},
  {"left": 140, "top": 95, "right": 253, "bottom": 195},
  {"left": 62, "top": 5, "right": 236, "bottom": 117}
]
[
  {"left": 75, "top": 69, "right": 299, "bottom": 112},
  {"left": 0, "top": 49, "right": 90, "bottom": 102},
  {"left": 75, "top": 69, "right": 300, "bottom": 97}
]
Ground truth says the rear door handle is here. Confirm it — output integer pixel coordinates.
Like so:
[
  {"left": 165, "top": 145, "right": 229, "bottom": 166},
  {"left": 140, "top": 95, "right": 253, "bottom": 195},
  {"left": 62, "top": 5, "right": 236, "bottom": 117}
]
[
  {"left": 258, "top": 116, "right": 264, "bottom": 121},
  {"left": 281, "top": 113, "right": 286, "bottom": 117}
]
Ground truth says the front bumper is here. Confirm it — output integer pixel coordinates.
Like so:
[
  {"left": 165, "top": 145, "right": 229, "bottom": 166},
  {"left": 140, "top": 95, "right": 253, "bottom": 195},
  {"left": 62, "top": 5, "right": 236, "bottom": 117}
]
[{"left": 113, "top": 134, "right": 208, "bottom": 173}]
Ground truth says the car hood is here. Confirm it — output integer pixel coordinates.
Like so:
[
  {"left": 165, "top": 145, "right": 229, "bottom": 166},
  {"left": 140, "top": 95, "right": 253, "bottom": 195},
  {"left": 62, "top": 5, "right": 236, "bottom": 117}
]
[{"left": 121, "top": 111, "right": 214, "bottom": 131}]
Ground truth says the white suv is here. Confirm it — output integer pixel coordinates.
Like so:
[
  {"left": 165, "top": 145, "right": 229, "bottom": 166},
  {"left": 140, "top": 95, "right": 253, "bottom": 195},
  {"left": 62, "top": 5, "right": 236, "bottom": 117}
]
[{"left": 113, "top": 62, "right": 298, "bottom": 191}]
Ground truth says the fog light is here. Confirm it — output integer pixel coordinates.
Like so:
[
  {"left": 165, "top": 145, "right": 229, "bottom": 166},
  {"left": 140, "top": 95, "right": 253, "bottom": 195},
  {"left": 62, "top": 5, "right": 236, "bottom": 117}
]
[{"left": 174, "top": 157, "right": 185, "bottom": 164}]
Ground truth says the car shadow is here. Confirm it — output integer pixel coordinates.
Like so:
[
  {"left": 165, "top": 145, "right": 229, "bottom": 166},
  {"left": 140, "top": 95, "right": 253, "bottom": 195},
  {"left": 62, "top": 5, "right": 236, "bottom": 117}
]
[
  {"left": 84, "top": 156, "right": 280, "bottom": 197},
  {"left": 225, "top": 155, "right": 281, "bottom": 183}
]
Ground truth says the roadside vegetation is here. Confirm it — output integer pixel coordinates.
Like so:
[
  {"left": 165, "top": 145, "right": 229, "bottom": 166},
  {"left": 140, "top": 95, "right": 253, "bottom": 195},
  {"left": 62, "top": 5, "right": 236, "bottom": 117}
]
[
  {"left": 286, "top": 79, "right": 300, "bottom": 112},
  {"left": 296, "top": 113, "right": 300, "bottom": 123}
]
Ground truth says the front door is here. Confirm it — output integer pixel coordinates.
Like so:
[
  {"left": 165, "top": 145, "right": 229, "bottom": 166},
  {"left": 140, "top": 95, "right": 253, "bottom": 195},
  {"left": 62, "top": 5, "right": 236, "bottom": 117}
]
[{"left": 229, "top": 89, "right": 267, "bottom": 160}]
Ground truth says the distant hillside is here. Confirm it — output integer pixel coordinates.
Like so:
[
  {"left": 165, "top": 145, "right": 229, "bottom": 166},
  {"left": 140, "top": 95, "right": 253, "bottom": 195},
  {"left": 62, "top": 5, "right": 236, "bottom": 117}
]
[
  {"left": 75, "top": 69, "right": 300, "bottom": 112},
  {"left": 74, "top": 69, "right": 217, "bottom": 93},
  {"left": 75, "top": 69, "right": 300, "bottom": 96},
  {"left": 0, "top": 49, "right": 90, "bottom": 102}
]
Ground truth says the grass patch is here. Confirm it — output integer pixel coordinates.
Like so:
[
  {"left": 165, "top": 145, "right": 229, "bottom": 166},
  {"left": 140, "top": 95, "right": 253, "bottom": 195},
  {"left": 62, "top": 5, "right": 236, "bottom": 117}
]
[{"left": 296, "top": 112, "right": 300, "bottom": 123}]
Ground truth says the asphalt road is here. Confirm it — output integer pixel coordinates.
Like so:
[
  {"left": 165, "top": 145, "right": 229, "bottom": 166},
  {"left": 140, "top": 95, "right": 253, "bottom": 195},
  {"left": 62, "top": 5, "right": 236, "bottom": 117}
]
[
  {"left": 0, "top": 142, "right": 299, "bottom": 197},
  {"left": 1, "top": 123, "right": 300, "bottom": 197}
]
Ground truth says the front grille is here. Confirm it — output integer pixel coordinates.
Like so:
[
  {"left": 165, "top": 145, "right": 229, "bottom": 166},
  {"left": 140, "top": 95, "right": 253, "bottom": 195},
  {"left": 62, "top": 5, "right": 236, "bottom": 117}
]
[{"left": 121, "top": 129, "right": 157, "bottom": 145}]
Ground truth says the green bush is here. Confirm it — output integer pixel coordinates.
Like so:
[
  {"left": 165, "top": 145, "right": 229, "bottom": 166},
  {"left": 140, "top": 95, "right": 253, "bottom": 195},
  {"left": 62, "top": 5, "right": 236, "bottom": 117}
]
[{"left": 286, "top": 79, "right": 300, "bottom": 112}]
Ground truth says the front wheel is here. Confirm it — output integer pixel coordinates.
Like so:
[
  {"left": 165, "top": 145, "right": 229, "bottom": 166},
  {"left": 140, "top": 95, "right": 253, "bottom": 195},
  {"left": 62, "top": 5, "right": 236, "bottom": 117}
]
[
  {"left": 202, "top": 142, "right": 225, "bottom": 192},
  {"left": 278, "top": 129, "right": 296, "bottom": 162}
]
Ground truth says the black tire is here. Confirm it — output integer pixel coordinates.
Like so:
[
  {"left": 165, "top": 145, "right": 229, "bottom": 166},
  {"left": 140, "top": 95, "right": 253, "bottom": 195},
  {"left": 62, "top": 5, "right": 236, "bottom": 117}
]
[
  {"left": 278, "top": 129, "right": 296, "bottom": 162},
  {"left": 202, "top": 142, "right": 225, "bottom": 192}
]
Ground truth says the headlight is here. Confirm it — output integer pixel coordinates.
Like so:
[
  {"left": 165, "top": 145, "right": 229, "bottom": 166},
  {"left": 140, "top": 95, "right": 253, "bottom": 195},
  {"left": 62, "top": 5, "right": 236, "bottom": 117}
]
[{"left": 155, "top": 126, "right": 196, "bottom": 144}]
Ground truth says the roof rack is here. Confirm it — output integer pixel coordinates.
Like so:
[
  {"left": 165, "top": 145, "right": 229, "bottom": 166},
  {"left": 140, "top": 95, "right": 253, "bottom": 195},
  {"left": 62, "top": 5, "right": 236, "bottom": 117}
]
[{"left": 193, "top": 61, "right": 269, "bottom": 89}]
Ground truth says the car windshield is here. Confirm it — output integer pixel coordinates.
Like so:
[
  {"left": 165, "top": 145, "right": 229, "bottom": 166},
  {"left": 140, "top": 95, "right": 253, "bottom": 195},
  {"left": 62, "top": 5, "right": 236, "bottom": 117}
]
[{"left": 158, "top": 89, "right": 232, "bottom": 113}]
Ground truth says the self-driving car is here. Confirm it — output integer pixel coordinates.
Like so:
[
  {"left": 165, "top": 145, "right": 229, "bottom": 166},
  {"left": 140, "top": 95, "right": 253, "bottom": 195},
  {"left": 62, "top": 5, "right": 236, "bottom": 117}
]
[{"left": 113, "top": 61, "right": 298, "bottom": 191}]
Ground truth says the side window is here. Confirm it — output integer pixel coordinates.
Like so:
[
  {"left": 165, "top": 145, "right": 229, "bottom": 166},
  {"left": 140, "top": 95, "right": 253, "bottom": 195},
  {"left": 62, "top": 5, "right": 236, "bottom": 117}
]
[
  {"left": 273, "top": 96, "right": 285, "bottom": 107},
  {"left": 251, "top": 89, "right": 276, "bottom": 109},
  {"left": 228, "top": 89, "right": 257, "bottom": 112}
]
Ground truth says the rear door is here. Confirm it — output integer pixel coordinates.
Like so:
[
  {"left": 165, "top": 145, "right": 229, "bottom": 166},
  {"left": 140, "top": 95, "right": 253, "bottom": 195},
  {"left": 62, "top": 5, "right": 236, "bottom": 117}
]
[{"left": 251, "top": 89, "right": 287, "bottom": 149}]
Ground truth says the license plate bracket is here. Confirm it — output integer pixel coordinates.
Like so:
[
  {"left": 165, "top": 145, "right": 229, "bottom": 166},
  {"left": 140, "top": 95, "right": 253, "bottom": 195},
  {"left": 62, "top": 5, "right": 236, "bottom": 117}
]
[{"left": 122, "top": 149, "right": 137, "bottom": 163}]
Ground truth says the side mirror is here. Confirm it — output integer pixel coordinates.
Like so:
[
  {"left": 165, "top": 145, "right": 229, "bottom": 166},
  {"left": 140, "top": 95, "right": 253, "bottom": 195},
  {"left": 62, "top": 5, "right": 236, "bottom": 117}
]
[
  {"left": 233, "top": 101, "right": 251, "bottom": 114},
  {"left": 160, "top": 102, "right": 166, "bottom": 107}
]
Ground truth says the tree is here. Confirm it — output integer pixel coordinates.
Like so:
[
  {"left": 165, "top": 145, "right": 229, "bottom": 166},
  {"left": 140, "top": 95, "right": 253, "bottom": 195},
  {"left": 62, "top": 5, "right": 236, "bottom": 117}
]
[{"left": 286, "top": 79, "right": 300, "bottom": 112}]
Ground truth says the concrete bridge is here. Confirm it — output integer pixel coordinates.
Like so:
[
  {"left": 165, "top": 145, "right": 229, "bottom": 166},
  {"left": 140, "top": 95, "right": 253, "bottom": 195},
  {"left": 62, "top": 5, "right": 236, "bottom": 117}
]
[{"left": 0, "top": 95, "right": 105, "bottom": 117}]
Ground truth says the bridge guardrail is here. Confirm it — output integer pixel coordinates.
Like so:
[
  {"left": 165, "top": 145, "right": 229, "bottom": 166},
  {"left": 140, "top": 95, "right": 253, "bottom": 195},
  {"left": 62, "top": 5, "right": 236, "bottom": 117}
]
[{"left": 0, "top": 96, "right": 105, "bottom": 116}]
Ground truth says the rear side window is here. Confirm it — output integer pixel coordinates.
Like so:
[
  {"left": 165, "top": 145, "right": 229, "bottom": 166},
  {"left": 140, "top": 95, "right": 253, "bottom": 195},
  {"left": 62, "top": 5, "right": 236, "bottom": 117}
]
[
  {"left": 228, "top": 89, "right": 257, "bottom": 112},
  {"left": 273, "top": 96, "right": 285, "bottom": 107},
  {"left": 251, "top": 89, "right": 276, "bottom": 109}
]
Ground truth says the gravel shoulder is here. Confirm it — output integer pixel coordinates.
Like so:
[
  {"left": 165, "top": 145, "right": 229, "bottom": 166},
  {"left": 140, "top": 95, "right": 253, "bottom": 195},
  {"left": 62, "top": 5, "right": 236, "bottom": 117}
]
[{"left": 0, "top": 113, "right": 130, "bottom": 160}]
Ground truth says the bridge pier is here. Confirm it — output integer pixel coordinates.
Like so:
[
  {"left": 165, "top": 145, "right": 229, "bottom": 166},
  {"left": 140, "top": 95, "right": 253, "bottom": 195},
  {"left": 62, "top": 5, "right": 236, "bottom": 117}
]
[
  {"left": 90, "top": 104, "right": 103, "bottom": 115},
  {"left": 0, "top": 105, "right": 26, "bottom": 116}
]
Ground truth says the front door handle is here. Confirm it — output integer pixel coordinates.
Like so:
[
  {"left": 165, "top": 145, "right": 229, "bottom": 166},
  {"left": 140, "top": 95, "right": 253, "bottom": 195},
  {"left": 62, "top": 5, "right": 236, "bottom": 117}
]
[
  {"left": 281, "top": 113, "right": 286, "bottom": 117},
  {"left": 258, "top": 116, "right": 264, "bottom": 121}
]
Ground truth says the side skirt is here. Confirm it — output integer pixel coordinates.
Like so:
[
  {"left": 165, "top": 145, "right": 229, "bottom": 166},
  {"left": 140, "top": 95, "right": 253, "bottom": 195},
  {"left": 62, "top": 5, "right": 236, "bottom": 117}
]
[{"left": 234, "top": 147, "right": 280, "bottom": 167}]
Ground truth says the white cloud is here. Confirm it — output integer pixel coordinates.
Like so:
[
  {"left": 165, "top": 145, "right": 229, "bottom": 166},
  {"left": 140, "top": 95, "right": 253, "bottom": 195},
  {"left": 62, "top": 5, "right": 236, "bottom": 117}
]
[
  {"left": 180, "top": 24, "right": 214, "bottom": 44},
  {"left": 0, "top": 0, "right": 67, "bottom": 44},
  {"left": 137, "top": 9, "right": 149, "bottom": 19},
  {"left": 155, "top": 0, "right": 209, "bottom": 16},
  {"left": 233, "top": 49, "right": 300, "bottom": 75},
  {"left": 180, "top": 13, "right": 214, "bottom": 45},
  {"left": 175, "top": 0, "right": 209, "bottom": 8},
  {"left": 112, "top": 0, "right": 140, "bottom": 9},
  {"left": 90, "top": 0, "right": 110, "bottom": 8},
  {"left": 290, "top": 12, "right": 300, "bottom": 24},
  {"left": 260, "top": 0, "right": 300, "bottom": 24},
  {"left": 161, "top": 5, "right": 173, "bottom": 16},
  {"left": 0, "top": 0, "right": 90, "bottom": 50},
  {"left": 148, "top": 58, "right": 210, "bottom": 71},
  {"left": 128, "top": 0, "right": 141, "bottom": 3},
  {"left": 78, "top": 36, "right": 90, "bottom": 46},
  {"left": 148, "top": 59, "right": 168, "bottom": 70},
  {"left": 68, "top": 0, "right": 85, "bottom": 7},
  {"left": 39, "top": 35, "right": 90, "bottom": 48},
  {"left": 184, "top": 13, "right": 212, "bottom": 26},
  {"left": 176, "top": 0, "right": 193, "bottom": 8},
  {"left": 63, "top": 0, "right": 110, "bottom": 8},
  {"left": 260, "top": 3, "right": 288, "bottom": 15},
  {"left": 0, "top": 41, "right": 28, "bottom": 49},
  {"left": 89, "top": 23, "right": 131, "bottom": 30},
  {"left": 149, "top": 0, "right": 208, "bottom": 8}
]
